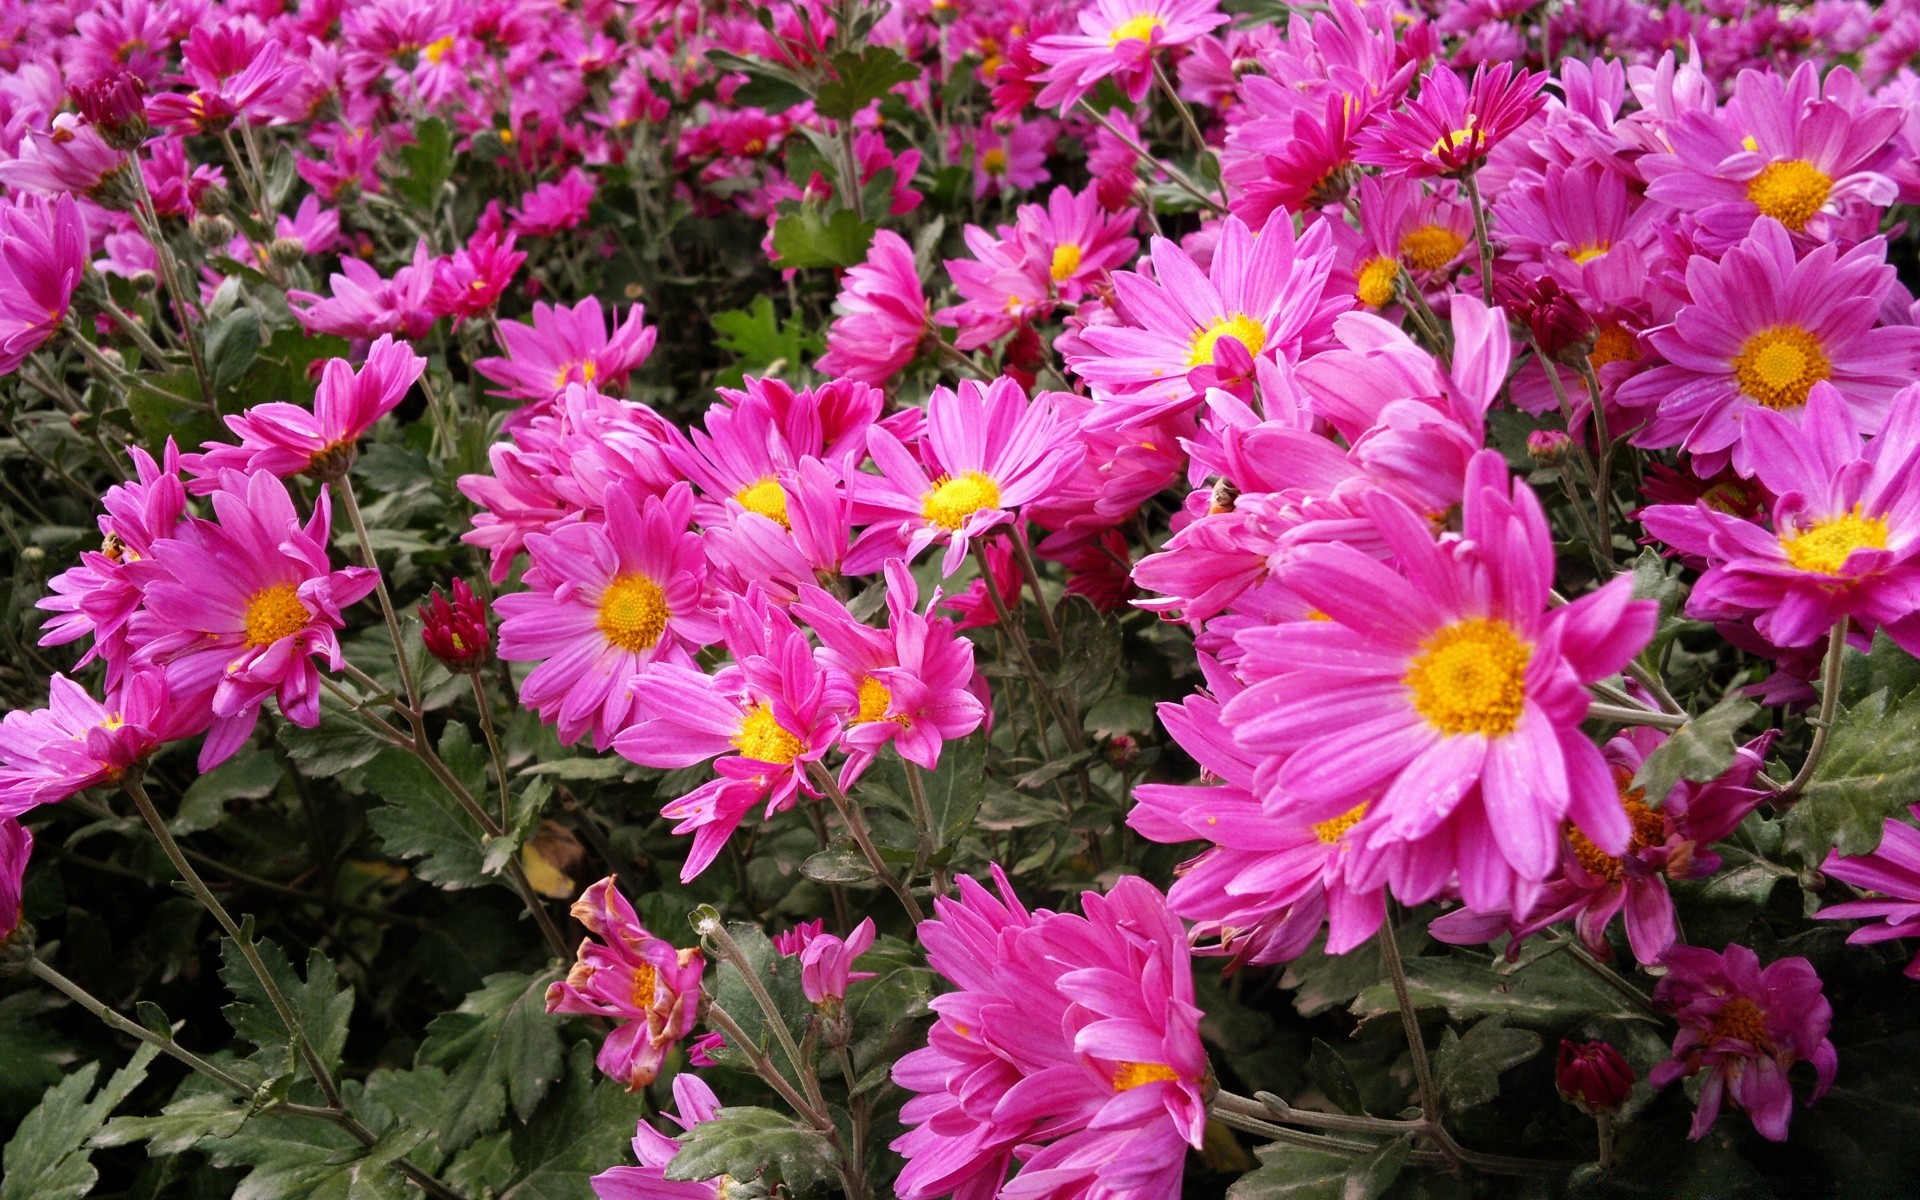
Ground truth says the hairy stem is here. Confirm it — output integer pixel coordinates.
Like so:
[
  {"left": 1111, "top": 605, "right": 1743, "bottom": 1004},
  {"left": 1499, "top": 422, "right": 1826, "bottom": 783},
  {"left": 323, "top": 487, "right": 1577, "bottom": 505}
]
[
  {"left": 806, "top": 761, "right": 925, "bottom": 925},
  {"left": 1776, "top": 620, "right": 1849, "bottom": 803}
]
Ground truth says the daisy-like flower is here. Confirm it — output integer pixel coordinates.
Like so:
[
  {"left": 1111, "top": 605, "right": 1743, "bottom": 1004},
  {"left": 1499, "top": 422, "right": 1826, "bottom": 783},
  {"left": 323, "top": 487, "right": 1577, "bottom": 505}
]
[
  {"left": 936, "top": 223, "right": 1051, "bottom": 352},
  {"left": 496, "top": 482, "right": 718, "bottom": 749},
  {"left": 132, "top": 470, "right": 379, "bottom": 771},
  {"left": 1650, "top": 944, "right": 1836, "bottom": 1142},
  {"left": 891, "top": 868, "right": 1209, "bottom": 1200},
  {"left": 794, "top": 561, "right": 988, "bottom": 783},
  {"left": 546, "top": 877, "right": 705, "bottom": 1090},
  {"left": 703, "top": 456, "right": 853, "bottom": 602},
  {"left": 1224, "top": 87, "right": 1377, "bottom": 226},
  {"left": 1619, "top": 221, "right": 1920, "bottom": 477},
  {"left": 1065, "top": 215, "right": 1345, "bottom": 424},
  {"left": 0, "top": 192, "right": 87, "bottom": 376},
  {"left": 287, "top": 239, "right": 438, "bottom": 341},
  {"left": 0, "top": 671, "right": 168, "bottom": 815},
  {"left": 184, "top": 336, "right": 426, "bottom": 482},
  {"left": 968, "top": 119, "right": 1054, "bottom": 199},
  {"left": 775, "top": 916, "right": 878, "bottom": 1007},
  {"left": 1031, "top": 0, "right": 1229, "bottom": 112},
  {"left": 1642, "top": 63, "right": 1900, "bottom": 249},
  {"left": 0, "top": 817, "right": 27, "bottom": 944},
  {"left": 428, "top": 230, "right": 525, "bottom": 323},
  {"left": 511, "top": 166, "right": 597, "bottom": 237},
  {"left": 1817, "top": 805, "right": 1920, "bottom": 978},
  {"left": 612, "top": 590, "right": 841, "bottom": 881},
  {"left": 0, "top": 113, "right": 129, "bottom": 200},
  {"left": 849, "top": 377, "right": 1080, "bottom": 576},
  {"left": 1015, "top": 184, "right": 1137, "bottom": 304},
  {"left": 591, "top": 1074, "right": 725, "bottom": 1200},
  {"left": 1355, "top": 62, "right": 1548, "bottom": 179},
  {"left": 1639, "top": 382, "right": 1920, "bottom": 655},
  {"left": 815, "top": 230, "right": 930, "bottom": 387},
  {"left": 1332, "top": 176, "right": 1473, "bottom": 312},
  {"left": 475, "top": 297, "right": 659, "bottom": 412},
  {"left": 1226, "top": 453, "right": 1657, "bottom": 916}
]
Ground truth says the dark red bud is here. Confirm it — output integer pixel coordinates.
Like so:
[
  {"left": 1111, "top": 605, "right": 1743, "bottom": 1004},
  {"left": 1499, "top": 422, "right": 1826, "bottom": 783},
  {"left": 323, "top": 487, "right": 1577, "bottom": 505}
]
[
  {"left": 420, "top": 579, "right": 492, "bottom": 672},
  {"left": 1557, "top": 1039, "right": 1633, "bottom": 1115}
]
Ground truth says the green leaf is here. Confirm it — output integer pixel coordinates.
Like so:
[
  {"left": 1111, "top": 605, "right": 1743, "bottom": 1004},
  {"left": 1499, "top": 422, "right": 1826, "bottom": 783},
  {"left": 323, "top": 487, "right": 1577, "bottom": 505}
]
[
  {"left": 843, "top": 936, "right": 934, "bottom": 1085},
  {"left": 704, "top": 920, "right": 812, "bottom": 1080},
  {"left": 2, "top": 1043, "right": 158, "bottom": 1200},
  {"left": 711, "top": 296, "right": 823, "bottom": 388},
  {"left": 1628, "top": 547, "right": 1685, "bottom": 630},
  {"left": 1307, "top": 1039, "right": 1365, "bottom": 1116},
  {"left": 126, "top": 366, "right": 216, "bottom": 449},
  {"left": 364, "top": 724, "right": 491, "bottom": 889},
  {"left": 813, "top": 47, "right": 920, "bottom": 121},
  {"left": 205, "top": 309, "right": 262, "bottom": 393},
  {"left": 1784, "top": 686, "right": 1920, "bottom": 860},
  {"left": 868, "top": 733, "right": 988, "bottom": 851},
  {"left": 1280, "top": 922, "right": 1432, "bottom": 1019},
  {"left": 417, "top": 969, "right": 565, "bottom": 1152},
  {"left": 279, "top": 709, "right": 385, "bottom": 776},
  {"left": 770, "top": 206, "right": 877, "bottom": 271},
  {"left": 1629, "top": 691, "right": 1760, "bottom": 807},
  {"left": 704, "top": 50, "right": 811, "bottom": 111},
  {"left": 1053, "top": 596, "right": 1123, "bottom": 710},
  {"left": 1349, "top": 950, "right": 1657, "bottom": 1030},
  {"left": 93, "top": 1090, "right": 251, "bottom": 1156},
  {"left": 1226, "top": 1144, "right": 1353, "bottom": 1200},
  {"left": 663, "top": 1106, "right": 838, "bottom": 1193},
  {"left": 1839, "top": 631, "right": 1920, "bottom": 706},
  {"left": 801, "top": 845, "right": 876, "bottom": 885},
  {"left": 1431, "top": 1018, "right": 1542, "bottom": 1113},
  {"left": 221, "top": 940, "right": 355, "bottom": 1084},
  {"left": 396, "top": 117, "right": 455, "bottom": 210},
  {"left": 0, "top": 992, "right": 71, "bottom": 1119},
  {"left": 174, "top": 749, "right": 283, "bottom": 835},
  {"left": 192, "top": 1104, "right": 417, "bottom": 1200},
  {"left": 496, "top": 1042, "right": 648, "bottom": 1200},
  {"left": 1342, "top": 1136, "right": 1412, "bottom": 1200}
]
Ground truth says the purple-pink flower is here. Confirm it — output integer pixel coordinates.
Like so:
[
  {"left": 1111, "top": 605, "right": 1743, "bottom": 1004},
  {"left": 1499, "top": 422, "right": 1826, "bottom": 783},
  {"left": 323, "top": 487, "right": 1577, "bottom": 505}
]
[
  {"left": 547, "top": 877, "right": 705, "bottom": 1091},
  {"left": 1356, "top": 63, "right": 1547, "bottom": 178},
  {"left": 776, "top": 916, "right": 878, "bottom": 1007},
  {"left": 1031, "top": 0, "right": 1228, "bottom": 112},
  {"left": 475, "top": 297, "right": 658, "bottom": 414},
  {"left": 288, "top": 239, "right": 438, "bottom": 341},
  {"left": 0, "top": 192, "right": 86, "bottom": 376},
  {"left": 591, "top": 1074, "right": 725, "bottom": 1200},
  {"left": 0, "top": 817, "right": 28, "bottom": 943},
  {"left": 814, "top": 230, "right": 929, "bottom": 386},
  {"left": 0, "top": 671, "right": 168, "bottom": 816},
  {"left": 1817, "top": 806, "right": 1920, "bottom": 978}
]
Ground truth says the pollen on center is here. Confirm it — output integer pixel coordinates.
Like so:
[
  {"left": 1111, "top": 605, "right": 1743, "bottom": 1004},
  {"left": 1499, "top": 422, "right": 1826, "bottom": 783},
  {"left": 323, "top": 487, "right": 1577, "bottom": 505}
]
[
  {"left": 922, "top": 470, "right": 1003, "bottom": 531},
  {"left": 597, "top": 572, "right": 669, "bottom": 652},
  {"left": 1404, "top": 617, "right": 1532, "bottom": 738},
  {"left": 243, "top": 582, "right": 309, "bottom": 648},
  {"left": 1187, "top": 312, "right": 1266, "bottom": 368}
]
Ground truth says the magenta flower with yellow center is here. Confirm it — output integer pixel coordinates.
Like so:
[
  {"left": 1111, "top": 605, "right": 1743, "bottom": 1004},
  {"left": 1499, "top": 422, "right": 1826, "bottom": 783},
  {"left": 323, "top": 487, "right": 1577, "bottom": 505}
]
[
  {"left": 1031, "top": 0, "right": 1229, "bottom": 112},
  {"left": 1, "top": 671, "right": 168, "bottom": 815},
  {"left": 474, "top": 296, "right": 658, "bottom": 419}
]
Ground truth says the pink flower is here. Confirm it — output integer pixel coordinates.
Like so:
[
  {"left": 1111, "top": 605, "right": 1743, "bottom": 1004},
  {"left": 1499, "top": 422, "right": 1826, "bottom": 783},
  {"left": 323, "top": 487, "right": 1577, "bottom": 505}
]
[
  {"left": 1032, "top": 0, "right": 1229, "bottom": 112},
  {"left": 776, "top": 916, "right": 878, "bottom": 1006},
  {"left": 145, "top": 24, "right": 296, "bottom": 134},
  {"left": 495, "top": 482, "right": 718, "bottom": 749},
  {"left": 547, "top": 877, "right": 705, "bottom": 1090},
  {"left": 969, "top": 119, "right": 1054, "bottom": 198},
  {"left": 475, "top": 297, "right": 658, "bottom": 414},
  {"left": 288, "top": 239, "right": 438, "bottom": 341},
  {"left": 0, "top": 817, "right": 28, "bottom": 943},
  {"left": 1818, "top": 805, "right": 1920, "bottom": 977},
  {"left": 1649, "top": 944, "right": 1836, "bottom": 1142},
  {"left": 0, "top": 672, "right": 168, "bottom": 815},
  {"left": 428, "top": 230, "right": 526, "bottom": 322},
  {"left": 1617, "top": 220, "right": 1920, "bottom": 478},
  {"left": 276, "top": 196, "right": 341, "bottom": 257},
  {"left": 0, "top": 113, "right": 128, "bottom": 199},
  {"left": 1015, "top": 184, "right": 1138, "bottom": 303},
  {"left": 1639, "top": 382, "right": 1920, "bottom": 655},
  {"left": 1226, "top": 453, "right": 1657, "bottom": 917},
  {"left": 591, "top": 1074, "right": 725, "bottom": 1200},
  {"left": 184, "top": 336, "right": 426, "bottom": 482},
  {"left": 892, "top": 869, "right": 1208, "bottom": 1200},
  {"left": 702, "top": 456, "right": 853, "bottom": 601},
  {"left": 936, "top": 224, "right": 1051, "bottom": 352},
  {"left": 0, "top": 192, "right": 87, "bottom": 375},
  {"left": 849, "top": 377, "right": 1081, "bottom": 576},
  {"left": 511, "top": 167, "right": 597, "bottom": 237},
  {"left": 132, "top": 470, "right": 379, "bottom": 770},
  {"left": 795, "top": 561, "right": 988, "bottom": 781},
  {"left": 814, "top": 230, "right": 929, "bottom": 386},
  {"left": 1356, "top": 62, "right": 1548, "bottom": 178},
  {"left": 419, "top": 579, "right": 492, "bottom": 673}
]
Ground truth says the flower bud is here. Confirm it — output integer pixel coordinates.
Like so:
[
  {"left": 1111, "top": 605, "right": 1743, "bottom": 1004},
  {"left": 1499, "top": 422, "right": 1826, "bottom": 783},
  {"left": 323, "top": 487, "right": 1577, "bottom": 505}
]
[
  {"left": 419, "top": 579, "right": 492, "bottom": 672},
  {"left": 71, "top": 72, "right": 149, "bottom": 151},
  {"left": 190, "top": 213, "right": 234, "bottom": 249},
  {"left": 1526, "top": 429, "right": 1573, "bottom": 467},
  {"left": 1497, "top": 275, "right": 1594, "bottom": 365},
  {"left": 267, "top": 236, "right": 307, "bottom": 268},
  {"left": 195, "top": 183, "right": 231, "bottom": 216},
  {"left": 1105, "top": 732, "right": 1141, "bottom": 771},
  {"left": 1557, "top": 1039, "right": 1632, "bottom": 1114}
]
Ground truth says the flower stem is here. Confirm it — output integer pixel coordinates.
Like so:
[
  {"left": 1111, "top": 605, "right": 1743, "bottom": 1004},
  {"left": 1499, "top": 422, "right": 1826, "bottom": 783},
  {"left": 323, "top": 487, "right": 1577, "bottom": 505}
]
[
  {"left": 337, "top": 475, "right": 420, "bottom": 715},
  {"left": 700, "top": 995, "right": 834, "bottom": 1131},
  {"left": 902, "top": 761, "right": 948, "bottom": 898},
  {"left": 807, "top": 761, "right": 925, "bottom": 926},
  {"left": 1151, "top": 60, "right": 1227, "bottom": 210},
  {"left": 1585, "top": 702, "right": 1690, "bottom": 730},
  {"left": 1462, "top": 170, "right": 1496, "bottom": 307},
  {"left": 1776, "top": 620, "right": 1849, "bottom": 804},
  {"left": 471, "top": 672, "right": 512, "bottom": 828},
  {"left": 125, "top": 165, "right": 212, "bottom": 407},
  {"left": 1076, "top": 99, "right": 1225, "bottom": 215}
]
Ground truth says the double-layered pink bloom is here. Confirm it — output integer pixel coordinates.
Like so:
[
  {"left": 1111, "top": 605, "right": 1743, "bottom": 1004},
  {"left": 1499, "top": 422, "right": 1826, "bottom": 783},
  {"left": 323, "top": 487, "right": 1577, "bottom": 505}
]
[
  {"left": 288, "top": 240, "right": 438, "bottom": 340},
  {"left": 475, "top": 297, "right": 658, "bottom": 414},
  {"left": 1356, "top": 63, "right": 1547, "bottom": 178},
  {"left": 815, "top": 230, "right": 929, "bottom": 386},
  {"left": 547, "top": 878, "right": 705, "bottom": 1090},
  {"left": 0, "top": 671, "right": 168, "bottom": 814},
  {"left": 1031, "top": 0, "right": 1228, "bottom": 111}
]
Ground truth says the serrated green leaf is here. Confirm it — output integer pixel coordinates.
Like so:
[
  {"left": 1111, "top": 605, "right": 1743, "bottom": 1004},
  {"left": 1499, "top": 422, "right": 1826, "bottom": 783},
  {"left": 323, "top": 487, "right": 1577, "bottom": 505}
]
[
  {"left": 1839, "top": 630, "right": 1920, "bottom": 706},
  {"left": 2, "top": 1043, "right": 158, "bottom": 1200},
  {"left": 1629, "top": 691, "right": 1759, "bottom": 807},
  {"left": 220, "top": 940, "right": 354, "bottom": 1085},
  {"left": 711, "top": 296, "right": 823, "bottom": 388},
  {"left": 0, "top": 991, "right": 72, "bottom": 1119},
  {"left": 205, "top": 309, "right": 262, "bottom": 393},
  {"left": 496, "top": 1042, "right": 648, "bottom": 1200},
  {"left": 93, "top": 1091, "right": 251, "bottom": 1156},
  {"left": 1053, "top": 596, "right": 1123, "bottom": 710},
  {"left": 1342, "top": 1136, "right": 1412, "bottom": 1200},
  {"left": 364, "top": 724, "right": 491, "bottom": 889},
  {"left": 771, "top": 206, "right": 877, "bottom": 271},
  {"left": 396, "top": 117, "right": 455, "bottom": 210},
  {"left": 1783, "top": 686, "right": 1920, "bottom": 861},
  {"left": 813, "top": 47, "right": 920, "bottom": 121},
  {"left": 194, "top": 1104, "right": 417, "bottom": 1200},
  {"left": 663, "top": 1106, "right": 838, "bottom": 1193},
  {"left": 1226, "top": 1143, "right": 1353, "bottom": 1200},
  {"left": 843, "top": 936, "right": 934, "bottom": 1084},
  {"left": 279, "top": 709, "right": 385, "bottom": 776},
  {"left": 1432, "top": 1018, "right": 1542, "bottom": 1113},
  {"left": 1349, "top": 950, "right": 1656, "bottom": 1030},
  {"left": 417, "top": 969, "right": 564, "bottom": 1152},
  {"left": 866, "top": 733, "right": 988, "bottom": 851},
  {"left": 707, "top": 922, "right": 812, "bottom": 1080}
]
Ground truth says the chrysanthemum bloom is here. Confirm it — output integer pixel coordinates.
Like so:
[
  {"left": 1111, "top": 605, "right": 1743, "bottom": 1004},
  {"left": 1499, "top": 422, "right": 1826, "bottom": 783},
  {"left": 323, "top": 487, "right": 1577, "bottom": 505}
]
[
  {"left": 184, "top": 336, "right": 426, "bottom": 482},
  {"left": 850, "top": 377, "right": 1080, "bottom": 576},
  {"left": 0, "top": 817, "right": 28, "bottom": 944},
  {"left": 1227, "top": 452, "right": 1657, "bottom": 916},
  {"left": 703, "top": 456, "right": 852, "bottom": 602},
  {"left": 1031, "top": 0, "right": 1228, "bottom": 112},
  {"left": 1639, "top": 382, "right": 1920, "bottom": 655},
  {"left": 1496, "top": 161, "right": 1655, "bottom": 284},
  {"left": 496, "top": 482, "right": 719, "bottom": 749},
  {"left": 511, "top": 167, "right": 597, "bottom": 237},
  {"left": 1431, "top": 724, "right": 1776, "bottom": 964},
  {"left": 1641, "top": 63, "right": 1900, "bottom": 250},
  {"left": 475, "top": 297, "right": 659, "bottom": 412},
  {"left": 795, "top": 561, "right": 989, "bottom": 783},
  {"left": 1066, "top": 215, "right": 1345, "bottom": 424},
  {"left": 892, "top": 869, "right": 1208, "bottom": 1200},
  {"left": 936, "top": 223, "right": 1052, "bottom": 352},
  {"left": 419, "top": 579, "right": 491, "bottom": 673},
  {"left": 1816, "top": 805, "right": 1920, "bottom": 978},
  {"left": 968, "top": 119, "right": 1054, "bottom": 199},
  {"left": 145, "top": 24, "right": 296, "bottom": 134},
  {"left": 70, "top": 70, "right": 149, "bottom": 150},
  {"left": 613, "top": 591, "right": 841, "bottom": 880},
  {"left": 132, "top": 470, "right": 379, "bottom": 770},
  {"left": 428, "top": 230, "right": 525, "bottom": 323},
  {"left": 668, "top": 377, "right": 880, "bottom": 529},
  {"left": 815, "top": 230, "right": 930, "bottom": 386},
  {"left": 1332, "top": 176, "right": 1473, "bottom": 312},
  {"left": 1131, "top": 667, "right": 1386, "bottom": 965},
  {"left": 1014, "top": 184, "right": 1138, "bottom": 303},
  {"left": 287, "top": 239, "right": 438, "bottom": 341},
  {"left": 0, "top": 114, "right": 129, "bottom": 201},
  {"left": 0, "top": 192, "right": 87, "bottom": 376},
  {"left": 1649, "top": 944, "right": 1836, "bottom": 1142},
  {"left": 546, "top": 877, "right": 705, "bottom": 1091},
  {"left": 1355, "top": 63, "right": 1547, "bottom": 178},
  {"left": 1224, "top": 88, "right": 1376, "bottom": 227},
  {"left": 776, "top": 916, "right": 878, "bottom": 1006},
  {"left": 0, "top": 671, "right": 168, "bottom": 816},
  {"left": 1617, "top": 221, "right": 1920, "bottom": 478},
  {"left": 591, "top": 1074, "right": 725, "bottom": 1200}
]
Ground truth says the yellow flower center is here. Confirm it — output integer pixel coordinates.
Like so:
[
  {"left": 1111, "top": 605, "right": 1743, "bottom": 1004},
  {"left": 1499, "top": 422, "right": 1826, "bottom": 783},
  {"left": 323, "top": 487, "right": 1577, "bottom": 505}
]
[
  {"left": 1355, "top": 256, "right": 1400, "bottom": 309},
  {"left": 1746, "top": 159, "right": 1832, "bottom": 231},
  {"left": 1589, "top": 322, "right": 1636, "bottom": 369},
  {"left": 596, "top": 573, "right": 669, "bottom": 652},
  {"left": 1186, "top": 312, "right": 1266, "bottom": 368},
  {"left": 1050, "top": 242, "right": 1084, "bottom": 283},
  {"left": 734, "top": 477, "right": 791, "bottom": 528},
  {"left": 1567, "top": 776, "right": 1669, "bottom": 880},
  {"left": 1112, "top": 1061, "right": 1181, "bottom": 1090},
  {"left": 1780, "top": 505, "right": 1890, "bottom": 576},
  {"left": 1399, "top": 224, "right": 1465, "bottom": 272},
  {"left": 1709, "top": 997, "right": 1773, "bottom": 1051},
  {"left": 855, "top": 676, "right": 898, "bottom": 724},
  {"left": 1312, "top": 802, "right": 1369, "bottom": 845},
  {"left": 630, "top": 961, "right": 658, "bottom": 1009},
  {"left": 1431, "top": 116, "right": 1478, "bottom": 158},
  {"left": 733, "top": 702, "right": 804, "bottom": 764},
  {"left": 982, "top": 147, "right": 1009, "bottom": 176},
  {"left": 1108, "top": 13, "right": 1164, "bottom": 45},
  {"left": 1569, "top": 241, "right": 1610, "bottom": 264},
  {"left": 922, "top": 470, "right": 1002, "bottom": 530},
  {"left": 1404, "top": 617, "right": 1531, "bottom": 738},
  {"left": 423, "top": 33, "right": 456, "bottom": 63},
  {"left": 553, "top": 359, "right": 599, "bottom": 389},
  {"left": 243, "top": 583, "right": 308, "bottom": 647},
  {"left": 1731, "top": 324, "right": 1830, "bottom": 411}
]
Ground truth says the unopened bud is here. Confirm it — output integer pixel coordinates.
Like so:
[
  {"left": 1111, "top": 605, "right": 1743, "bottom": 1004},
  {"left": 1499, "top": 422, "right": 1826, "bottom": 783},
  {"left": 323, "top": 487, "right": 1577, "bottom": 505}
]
[
  {"left": 1557, "top": 1039, "right": 1632, "bottom": 1115},
  {"left": 190, "top": 214, "right": 234, "bottom": 248},
  {"left": 1105, "top": 733, "right": 1141, "bottom": 771},
  {"left": 267, "top": 236, "right": 307, "bottom": 268},
  {"left": 71, "top": 72, "right": 149, "bottom": 151},
  {"left": 419, "top": 579, "right": 492, "bottom": 672},
  {"left": 1527, "top": 429, "right": 1573, "bottom": 468},
  {"left": 195, "top": 183, "right": 231, "bottom": 216}
]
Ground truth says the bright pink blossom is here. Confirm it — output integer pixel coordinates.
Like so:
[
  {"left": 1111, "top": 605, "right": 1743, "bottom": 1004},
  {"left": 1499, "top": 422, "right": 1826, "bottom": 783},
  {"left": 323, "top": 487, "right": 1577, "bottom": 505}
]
[
  {"left": 429, "top": 231, "right": 526, "bottom": 322},
  {"left": 1818, "top": 805, "right": 1920, "bottom": 978},
  {"left": 476, "top": 297, "right": 658, "bottom": 414},
  {"left": 0, "top": 192, "right": 87, "bottom": 375},
  {"left": 1356, "top": 62, "right": 1548, "bottom": 178},
  {"left": 511, "top": 167, "right": 597, "bottom": 237},
  {"left": 591, "top": 1074, "right": 725, "bottom": 1200},
  {"left": 547, "top": 877, "right": 705, "bottom": 1090},
  {"left": 815, "top": 230, "right": 929, "bottom": 386},
  {"left": 0, "top": 672, "right": 168, "bottom": 815},
  {"left": 1031, "top": 0, "right": 1229, "bottom": 112},
  {"left": 776, "top": 917, "right": 878, "bottom": 1006},
  {"left": 288, "top": 239, "right": 438, "bottom": 341},
  {"left": 0, "top": 817, "right": 27, "bottom": 942}
]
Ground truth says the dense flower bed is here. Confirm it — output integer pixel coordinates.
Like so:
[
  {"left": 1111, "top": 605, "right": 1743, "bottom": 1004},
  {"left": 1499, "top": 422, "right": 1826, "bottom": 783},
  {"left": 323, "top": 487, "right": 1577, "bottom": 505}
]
[{"left": 3, "top": 0, "right": 1920, "bottom": 1196}]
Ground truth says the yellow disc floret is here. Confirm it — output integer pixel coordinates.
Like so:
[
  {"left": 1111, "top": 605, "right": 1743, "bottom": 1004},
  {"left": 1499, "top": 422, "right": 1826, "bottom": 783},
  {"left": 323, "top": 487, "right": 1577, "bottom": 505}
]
[
  {"left": 856, "top": 676, "right": 896, "bottom": 724},
  {"left": 1731, "top": 324, "right": 1830, "bottom": 411},
  {"left": 734, "top": 477, "right": 791, "bottom": 528},
  {"left": 1589, "top": 322, "right": 1637, "bottom": 369},
  {"left": 1312, "top": 802, "right": 1370, "bottom": 845},
  {"left": 1709, "top": 996, "right": 1774, "bottom": 1051},
  {"left": 1404, "top": 617, "right": 1532, "bottom": 738},
  {"left": 1050, "top": 242, "right": 1084, "bottom": 283},
  {"left": 243, "top": 583, "right": 308, "bottom": 648},
  {"left": 597, "top": 573, "right": 669, "bottom": 653},
  {"left": 1108, "top": 13, "right": 1165, "bottom": 45},
  {"left": 922, "top": 470, "right": 1003, "bottom": 531},
  {"left": 733, "top": 702, "right": 804, "bottom": 764},
  {"left": 1746, "top": 159, "right": 1832, "bottom": 231},
  {"left": 1355, "top": 256, "right": 1400, "bottom": 309},
  {"left": 1112, "top": 1061, "right": 1181, "bottom": 1091},
  {"left": 1780, "top": 505, "right": 1890, "bottom": 576},
  {"left": 1399, "top": 223, "right": 1466, "bottom": 272},
  {"left": 1187, "top": 312, "right": 1266, "bottom": 368}
]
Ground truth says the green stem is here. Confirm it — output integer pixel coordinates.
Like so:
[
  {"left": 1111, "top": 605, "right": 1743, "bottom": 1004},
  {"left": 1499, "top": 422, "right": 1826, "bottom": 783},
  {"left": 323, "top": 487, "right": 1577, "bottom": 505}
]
[
  {"left": 1776, "top": 621, "right": 1849, "bottom": 804},
  {"left": 1462, "top": 170, "right": 1496, "bottom": 307},
  {"left": 807, "top": 762, "right": 925, "bottom": 925}
]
